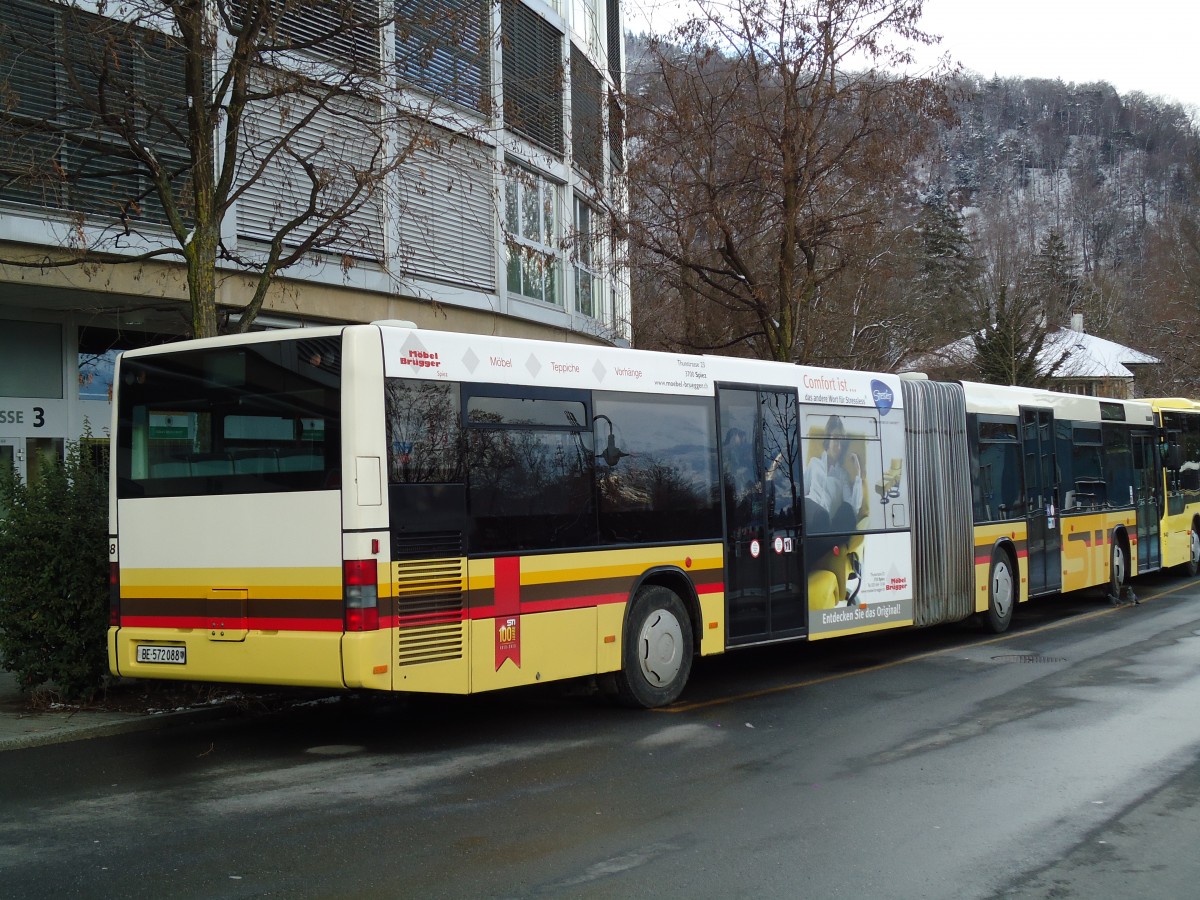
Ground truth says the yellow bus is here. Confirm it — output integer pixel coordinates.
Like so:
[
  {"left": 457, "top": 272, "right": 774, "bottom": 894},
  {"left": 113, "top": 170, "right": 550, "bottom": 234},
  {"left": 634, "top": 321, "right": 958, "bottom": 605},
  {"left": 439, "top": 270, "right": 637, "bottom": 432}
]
[
  {"left": 107, "top": 324, "right": 1171, "bottom": 707},
  {"left": 960, "top": 383, "right": 1158, "bottom": 631},
  {"left": 1148, "top": 398, "right": 1200, "bottom": 576}
]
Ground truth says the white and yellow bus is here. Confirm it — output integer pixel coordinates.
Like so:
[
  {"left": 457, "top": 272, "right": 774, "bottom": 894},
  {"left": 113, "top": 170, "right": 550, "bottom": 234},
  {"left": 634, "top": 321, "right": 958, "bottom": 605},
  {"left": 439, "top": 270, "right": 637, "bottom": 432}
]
[
  {"left": 1148, "top": 398, "right": 1200, "bottom": 575},
  {"left": 107, "top": 323, "right": 1172, "bottom": 707}
]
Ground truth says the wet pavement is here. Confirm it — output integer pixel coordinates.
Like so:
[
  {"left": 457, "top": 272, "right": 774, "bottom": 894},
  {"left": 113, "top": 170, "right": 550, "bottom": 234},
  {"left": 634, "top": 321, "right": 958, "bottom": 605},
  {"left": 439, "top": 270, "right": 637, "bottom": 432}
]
[{"left": 0, "top": 664, "right": 224, "bottom": 752}]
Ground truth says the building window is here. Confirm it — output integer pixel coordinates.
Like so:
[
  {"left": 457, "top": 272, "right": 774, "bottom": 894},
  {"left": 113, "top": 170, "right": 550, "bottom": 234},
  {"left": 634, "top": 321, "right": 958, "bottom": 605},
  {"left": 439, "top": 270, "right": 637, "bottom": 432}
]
[
  {"left": 505, "top": 168, "right": 561, "bottom": 306},
  {"left": 572, "top": 0, "right": 599, "bottom": 54},
  {"left": 573, "top": 196, "right": 601, "bottom": 318},
  {"left": 570, "top": 45, "right": 603, "bottom": 180},
  {"left": 395, "top": 0, "right": 490, "bottom": 112},
  {"left": 0, "top": 0, "right": 189, "bottom": 225},
  {"left": 0, "top": 319, "right": 63, "bottom": 399},
  {"left": 605, "top": 0, "right": 621, "bottom": 83},
  {"left": 501, "top": 0, "right": 564, "bottom": 155},
  {"left": 273, "top": 0, "right": 382, "bottom": 70}
]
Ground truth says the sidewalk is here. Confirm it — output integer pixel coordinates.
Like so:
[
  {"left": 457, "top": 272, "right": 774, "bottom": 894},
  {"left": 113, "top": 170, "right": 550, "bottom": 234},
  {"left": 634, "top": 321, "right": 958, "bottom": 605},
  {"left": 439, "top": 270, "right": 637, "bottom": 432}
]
[{"left": 0, "top": 665, "right": 225, "bottom": 752}]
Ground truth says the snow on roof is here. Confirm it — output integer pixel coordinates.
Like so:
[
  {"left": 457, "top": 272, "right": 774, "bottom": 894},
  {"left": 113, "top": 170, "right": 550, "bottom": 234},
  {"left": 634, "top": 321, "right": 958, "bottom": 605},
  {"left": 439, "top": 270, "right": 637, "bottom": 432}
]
[
  {"left": 909, "top": 327, "right": 1159, "bottom": 380},
  {"left": 1038, "top": 329, "right": 1159, "bottom": 378}
]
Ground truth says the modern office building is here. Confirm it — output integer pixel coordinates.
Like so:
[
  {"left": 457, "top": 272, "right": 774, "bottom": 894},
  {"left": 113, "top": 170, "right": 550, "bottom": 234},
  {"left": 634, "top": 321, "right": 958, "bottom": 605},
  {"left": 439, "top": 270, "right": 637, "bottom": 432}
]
[{"left": 0, "top": 0, "right": 628, "bottom": 478}]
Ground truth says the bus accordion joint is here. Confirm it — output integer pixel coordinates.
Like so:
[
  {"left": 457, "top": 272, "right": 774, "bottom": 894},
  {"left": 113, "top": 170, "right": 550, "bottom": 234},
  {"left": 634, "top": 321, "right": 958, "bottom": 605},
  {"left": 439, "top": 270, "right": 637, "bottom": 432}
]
[{"left": 344, "top": 559, "right": 379, "bottom": 632}]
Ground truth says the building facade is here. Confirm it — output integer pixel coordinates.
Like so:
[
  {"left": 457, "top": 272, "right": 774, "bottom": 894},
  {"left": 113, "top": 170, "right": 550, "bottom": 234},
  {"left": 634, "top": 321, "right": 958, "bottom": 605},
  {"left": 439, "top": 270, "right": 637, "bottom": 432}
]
[{"left": 0, "top": 0, "right": 629, "bottom": 478}]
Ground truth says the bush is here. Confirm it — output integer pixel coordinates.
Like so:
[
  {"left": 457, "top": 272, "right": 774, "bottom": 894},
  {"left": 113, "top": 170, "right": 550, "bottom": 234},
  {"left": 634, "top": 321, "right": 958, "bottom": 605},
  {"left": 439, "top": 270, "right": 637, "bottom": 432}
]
[{"left": 0, "top": 438, "right": 109, "bottom": 701}]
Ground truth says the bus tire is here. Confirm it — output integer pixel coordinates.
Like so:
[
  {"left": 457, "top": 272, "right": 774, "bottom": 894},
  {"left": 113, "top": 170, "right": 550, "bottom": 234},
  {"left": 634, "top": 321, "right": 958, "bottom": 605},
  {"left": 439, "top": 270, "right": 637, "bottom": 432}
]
[
  {"left": 1184, "top": 521, "right": 1200, "bottom": 577},
  {"left": 980, "top": 548, "right": 1015, "bottom": 634},
  {"left": 615, "top": 586, "right": 693, "bottom": 709},
  {"left": 1110, "top": 535, "right": 1130, "bottom": 603}
]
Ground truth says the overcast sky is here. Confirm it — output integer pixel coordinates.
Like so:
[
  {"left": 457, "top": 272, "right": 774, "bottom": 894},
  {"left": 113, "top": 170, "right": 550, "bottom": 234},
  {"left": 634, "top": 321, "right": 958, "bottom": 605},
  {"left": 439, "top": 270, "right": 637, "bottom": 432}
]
[
  {"left": 915, "top": 0, "right": 1199, "bottom": 109},
  {"left": 625, "top": 0, "right": 1200, "bottom": 110}
]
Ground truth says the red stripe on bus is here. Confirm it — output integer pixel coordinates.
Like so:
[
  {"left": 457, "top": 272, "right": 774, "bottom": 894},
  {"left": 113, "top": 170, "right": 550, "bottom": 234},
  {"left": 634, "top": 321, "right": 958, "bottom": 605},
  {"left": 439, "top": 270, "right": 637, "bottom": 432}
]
[
  {"left": 468, "top": 592, "right": 628, "bottom": 620},
  {"left": 119, "top": 616, "right": 343, "bottom": 632}
]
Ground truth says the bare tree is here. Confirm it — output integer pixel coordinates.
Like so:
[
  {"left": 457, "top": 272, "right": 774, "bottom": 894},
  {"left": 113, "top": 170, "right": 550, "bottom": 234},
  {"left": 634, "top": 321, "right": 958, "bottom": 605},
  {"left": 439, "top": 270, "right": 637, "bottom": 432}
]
[
  {"left": 0, "top": 0, "right": 490, "bottom": 337},
  {"left": 625, "top": 0, "right": 952, "bottom": 363}
]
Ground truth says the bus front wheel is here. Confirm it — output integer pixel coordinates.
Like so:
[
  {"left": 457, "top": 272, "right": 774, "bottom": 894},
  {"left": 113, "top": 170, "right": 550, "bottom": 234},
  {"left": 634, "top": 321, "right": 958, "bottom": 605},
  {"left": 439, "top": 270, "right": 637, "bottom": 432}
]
[
  {"left": 615, "top": 586, "right": 694, "bottom": 709},
  {"left": 1110, "top": 536, "right": 1130, "bottom": 603},
  {"left": 1185, "top": 522, "right": 1200, "bottom": 577},
  {"left": 980, "top": 549, "right": 1015, "bottom": 634}
]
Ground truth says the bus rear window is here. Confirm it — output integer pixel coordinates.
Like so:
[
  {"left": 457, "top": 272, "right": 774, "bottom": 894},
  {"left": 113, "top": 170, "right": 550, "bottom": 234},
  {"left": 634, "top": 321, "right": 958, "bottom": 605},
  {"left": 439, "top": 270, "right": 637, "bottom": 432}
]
[{"left": 116, "top": 337, "right": 342, "bottom": 498}]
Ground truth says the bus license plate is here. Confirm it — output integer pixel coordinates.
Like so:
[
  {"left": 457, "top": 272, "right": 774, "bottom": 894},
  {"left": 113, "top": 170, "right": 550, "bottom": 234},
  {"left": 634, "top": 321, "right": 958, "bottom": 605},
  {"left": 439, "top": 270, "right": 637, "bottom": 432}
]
[{"left": 136, "top": 645, "right": 187, "bottom": 665}]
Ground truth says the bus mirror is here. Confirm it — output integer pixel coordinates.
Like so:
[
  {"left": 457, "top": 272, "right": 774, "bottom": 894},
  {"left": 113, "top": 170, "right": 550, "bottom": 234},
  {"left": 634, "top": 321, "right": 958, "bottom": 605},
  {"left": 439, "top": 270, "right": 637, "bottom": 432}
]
[
  {"left": 1167, "top": 443, "right": 1184, "bottom": 469},
  {"left": 601, "top": 433, "right": 629, "bottom": 468}
]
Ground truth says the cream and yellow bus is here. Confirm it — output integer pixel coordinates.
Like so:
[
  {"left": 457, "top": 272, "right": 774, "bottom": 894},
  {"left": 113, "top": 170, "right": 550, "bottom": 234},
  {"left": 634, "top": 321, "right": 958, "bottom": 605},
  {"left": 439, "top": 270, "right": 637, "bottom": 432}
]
[
  {"left": 107, "top": 324, "right": 1167, "bottom": 707},
  {"left": 1148, "top": 398, "right": 1200, "bottom": 576}
]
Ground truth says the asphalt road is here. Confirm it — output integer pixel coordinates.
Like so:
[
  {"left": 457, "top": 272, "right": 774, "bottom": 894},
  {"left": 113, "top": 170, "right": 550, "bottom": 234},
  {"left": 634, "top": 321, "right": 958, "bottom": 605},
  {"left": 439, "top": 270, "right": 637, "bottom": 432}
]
[{"left": 2, "top": 574, "right": 1200, "bottom": 899}]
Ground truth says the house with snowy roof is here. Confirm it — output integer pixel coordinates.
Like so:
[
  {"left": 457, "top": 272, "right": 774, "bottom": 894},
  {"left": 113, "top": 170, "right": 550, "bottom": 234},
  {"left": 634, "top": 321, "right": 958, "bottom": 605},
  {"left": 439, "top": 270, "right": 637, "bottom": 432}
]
[{"left": 909, "top": 314, "right": 1160, "bottom": 399}]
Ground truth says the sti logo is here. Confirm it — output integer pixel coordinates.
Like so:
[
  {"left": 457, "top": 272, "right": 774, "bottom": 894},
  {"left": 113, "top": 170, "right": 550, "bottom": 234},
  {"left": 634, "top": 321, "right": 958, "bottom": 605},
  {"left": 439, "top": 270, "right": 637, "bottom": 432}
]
[{"left": 871, "top": 380, "right": 895, "bottom": 416}]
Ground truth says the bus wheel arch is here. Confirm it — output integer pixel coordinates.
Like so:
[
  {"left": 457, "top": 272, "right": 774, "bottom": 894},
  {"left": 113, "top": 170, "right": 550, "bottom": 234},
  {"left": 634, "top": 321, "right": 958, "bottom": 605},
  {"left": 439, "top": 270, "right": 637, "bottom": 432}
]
[
  {"left": 614, "top": 579, "right": 695, "bottom": 709},
  {"left": 980, "top": 541, "right": 1017, "bottom": 634}
]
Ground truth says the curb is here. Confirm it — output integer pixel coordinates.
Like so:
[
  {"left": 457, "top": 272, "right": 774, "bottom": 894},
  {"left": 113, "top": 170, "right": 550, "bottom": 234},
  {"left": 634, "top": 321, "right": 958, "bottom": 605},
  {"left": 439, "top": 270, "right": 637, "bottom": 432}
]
[{"left": 0, "top": 702, "right": 239, "bottom": 752}]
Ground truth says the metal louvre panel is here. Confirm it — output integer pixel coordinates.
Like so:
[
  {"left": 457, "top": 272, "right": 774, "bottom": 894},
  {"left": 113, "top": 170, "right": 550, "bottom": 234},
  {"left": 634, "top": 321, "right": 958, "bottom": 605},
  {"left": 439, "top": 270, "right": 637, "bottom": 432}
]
[
  {"left": 902, "top": 379, "right": 975, "bottom": 626},
  {"left": 570, "top": 45, "right": 602, "bottom": 179},
  {"left": 235, "top": 75, "right": 385, "bottom": 260},
  {"left": 271, "top": 0, "right": 382, "bottom": 71},
  {"left": 605, "top": 0, "right": 621, "bottom": 83},
  {"left": 0, "top": 0, "right": 189, "bottom": 224},
  {"left": 501, "top": 0, "right": 564, "bottom": 155},
  {"left": 394, "top": 555, "right": 465, "bottom": 665},
  {"left": 393, "top": 121, "right": 496, "bottom": 290},
  {"left": 395, "top": 0, "right": 490, "bottom": 112}
]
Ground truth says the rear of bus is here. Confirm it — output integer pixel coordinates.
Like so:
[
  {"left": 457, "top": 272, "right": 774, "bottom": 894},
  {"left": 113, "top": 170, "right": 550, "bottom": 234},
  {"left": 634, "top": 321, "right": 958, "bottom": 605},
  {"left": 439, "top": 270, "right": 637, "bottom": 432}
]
[{"left": 108, "top": 326, "right": 391, "bottom": 690}]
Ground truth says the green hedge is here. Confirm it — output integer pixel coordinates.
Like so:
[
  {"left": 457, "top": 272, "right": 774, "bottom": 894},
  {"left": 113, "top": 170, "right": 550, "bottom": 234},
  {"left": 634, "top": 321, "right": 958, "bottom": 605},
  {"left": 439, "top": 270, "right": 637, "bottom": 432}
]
[{"left": 0, "top": 439, "right": 109, "bottom": 701}]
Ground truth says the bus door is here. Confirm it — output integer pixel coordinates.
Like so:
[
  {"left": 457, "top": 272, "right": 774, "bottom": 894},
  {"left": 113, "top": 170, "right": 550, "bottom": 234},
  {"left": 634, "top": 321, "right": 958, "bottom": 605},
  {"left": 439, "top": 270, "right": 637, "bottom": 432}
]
[
  {"left": 1021, "top": 407, "right": 1061, "bottom": 594},
  {"left": 1131, "top": 428, "right": 1162, "bottom": 572},
  {"left": 717, "top": 386, "right": 805, "bottom": 644}
]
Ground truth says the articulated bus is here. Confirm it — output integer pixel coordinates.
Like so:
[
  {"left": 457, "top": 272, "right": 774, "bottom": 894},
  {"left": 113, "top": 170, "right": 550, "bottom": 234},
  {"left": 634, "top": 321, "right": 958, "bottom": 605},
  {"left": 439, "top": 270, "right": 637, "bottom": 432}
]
[
  {"left": 1148, "top": 398, "right": 1200, "bottom": 576},
  {"left": 107, "top": 323, "right": 1171, "bottom": 707}
]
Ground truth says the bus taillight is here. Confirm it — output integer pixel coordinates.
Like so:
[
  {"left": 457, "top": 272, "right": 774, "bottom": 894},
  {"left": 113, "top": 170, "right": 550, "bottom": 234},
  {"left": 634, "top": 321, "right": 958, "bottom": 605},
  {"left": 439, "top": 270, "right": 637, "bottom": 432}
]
[
  {"left": 109, "top": 562, "right": 120, "bottom": 626},
  {"left": 343, "top": 559, "right": 379, "bottom": 632}
]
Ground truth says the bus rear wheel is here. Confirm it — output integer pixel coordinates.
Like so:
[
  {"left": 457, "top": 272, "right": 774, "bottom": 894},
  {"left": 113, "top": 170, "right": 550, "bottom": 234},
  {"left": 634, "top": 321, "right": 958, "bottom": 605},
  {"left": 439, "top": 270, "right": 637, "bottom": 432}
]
[
  {"left": 980, "top": 548, "right": 1015, "bottom": 634},
  {"left": 615, "top": 586, "right": 693, "bottom": 709}
]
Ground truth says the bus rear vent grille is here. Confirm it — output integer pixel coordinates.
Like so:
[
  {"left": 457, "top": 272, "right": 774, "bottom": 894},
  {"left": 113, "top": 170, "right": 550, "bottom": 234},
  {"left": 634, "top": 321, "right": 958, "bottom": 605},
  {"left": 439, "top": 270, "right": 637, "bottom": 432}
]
[
  {"left": 395, "top": 557, "right": 465, "bottom": 666},
  {"left": 392, "top": 531, "right": 463, "bottom": 561}
]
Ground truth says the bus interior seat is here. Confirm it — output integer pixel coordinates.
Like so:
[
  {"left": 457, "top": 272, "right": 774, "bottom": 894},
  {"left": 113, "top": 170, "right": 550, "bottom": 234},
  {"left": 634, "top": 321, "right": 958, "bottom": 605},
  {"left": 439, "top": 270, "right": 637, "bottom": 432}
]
[
  {"left": 232, "top": 449, "right": 279, "bottom": 474},
  {"left": 277, "top": 450, "right": 322, "bottom": 472},
  {"left": 150, "top": 458, "right": 191, "bottom": 478},
  {"left": 188, "top": 453, "right": 234, "bottom": 475}
]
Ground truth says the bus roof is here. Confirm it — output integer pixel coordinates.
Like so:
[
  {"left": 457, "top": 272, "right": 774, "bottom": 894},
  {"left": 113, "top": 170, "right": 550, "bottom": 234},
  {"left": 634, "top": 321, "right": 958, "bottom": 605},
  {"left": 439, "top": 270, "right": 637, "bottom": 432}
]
[
  {"left": 960, "top": 380, "right": 1154, "bottom": 425},
  {"left": 1146, "top": 397, "right": 1200, "bottom": 412},
  {"left": 376, "top": 322, "right": 905, "bottom": 411}
]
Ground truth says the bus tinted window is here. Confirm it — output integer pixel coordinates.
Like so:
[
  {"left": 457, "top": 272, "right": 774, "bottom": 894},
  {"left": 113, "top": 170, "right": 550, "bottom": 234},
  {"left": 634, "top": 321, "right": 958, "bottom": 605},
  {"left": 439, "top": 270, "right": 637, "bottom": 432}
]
[
  {"left": 1103, "top": 424, "right": 1134, "bottom": 507},
  {"left": 466, "top": 387, "right": 595, "bottom": 553},
  {"left": 970, "top": 415, "right": 1023, "bottom": 522},
  {"left": 116, "top": 337, "right": 341, "bottom": 498},
  {"left": 594, "top": 392, "right": 721, "bottom": 543},
  {"left": 1067, "top": 425, "right": 1106, "bottom": 509},
  {"left": 467, "top": 395, "right": 587, "bottom": 428},
  {"left": 1162, "top": 411, "right": 1200, "bottom": 517},
  {"left": 385, "top": 379, "right": 464, "bottom": 484}
]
